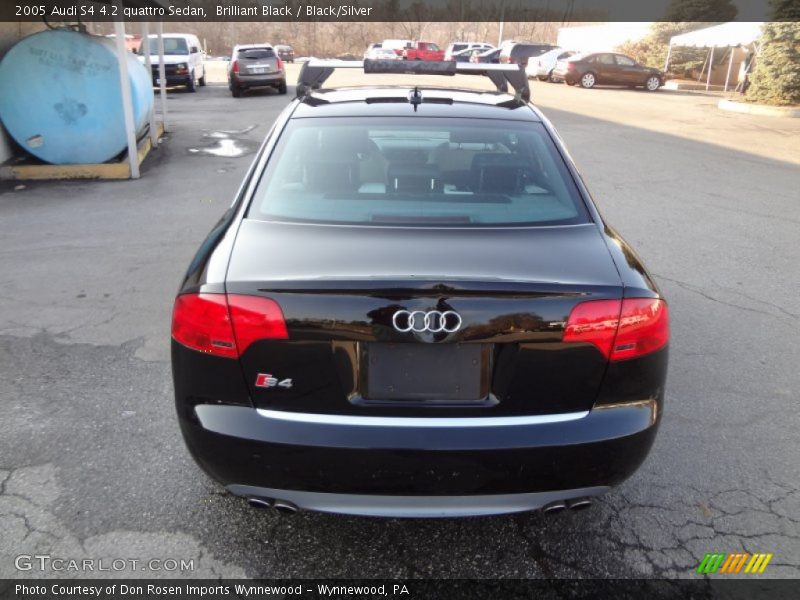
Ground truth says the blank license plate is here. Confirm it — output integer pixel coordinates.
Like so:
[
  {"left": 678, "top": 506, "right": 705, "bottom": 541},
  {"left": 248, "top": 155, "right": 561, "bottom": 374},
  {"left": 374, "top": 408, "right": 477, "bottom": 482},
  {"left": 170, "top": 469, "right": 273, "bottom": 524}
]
[
  {"left": 364, "top": 343, "right": 485, "bottom": 401},
  {"left": 251, "top": 67, "right": 268, "bottom": 74}
]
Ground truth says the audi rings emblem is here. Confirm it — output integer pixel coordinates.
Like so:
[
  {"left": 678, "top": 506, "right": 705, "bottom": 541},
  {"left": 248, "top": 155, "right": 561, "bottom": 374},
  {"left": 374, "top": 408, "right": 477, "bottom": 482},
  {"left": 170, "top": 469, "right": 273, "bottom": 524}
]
[{"left": 392, "top": 310, "right": 462, "bottom": 334}]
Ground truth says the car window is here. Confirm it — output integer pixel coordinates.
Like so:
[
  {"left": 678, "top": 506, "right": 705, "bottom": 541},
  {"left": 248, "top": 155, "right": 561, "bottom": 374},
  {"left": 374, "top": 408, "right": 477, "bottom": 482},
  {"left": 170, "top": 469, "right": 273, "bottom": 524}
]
[
  {"left": 597, "top": 54, "right": 615, "bottom": 65},
  {"left": 428, "top": 43, "right": 440, "bottom": 51},
  {"left": 238, "top": 48, "right": 275, "bottom": 59},
  {"left": 144, "top": 37, "right": 188, "bottom": 55},
  {"left": 558, "top": 52, "right": 573, "bottom": 60},
  {"left": 249, "top": 117, "right": 589, "bottom": 227},
  {"left": 615, "top": 55, "right": 636, "bottom": 66},
  {"left": 453, "top": 44, "right": 466, "bottom": 53}
]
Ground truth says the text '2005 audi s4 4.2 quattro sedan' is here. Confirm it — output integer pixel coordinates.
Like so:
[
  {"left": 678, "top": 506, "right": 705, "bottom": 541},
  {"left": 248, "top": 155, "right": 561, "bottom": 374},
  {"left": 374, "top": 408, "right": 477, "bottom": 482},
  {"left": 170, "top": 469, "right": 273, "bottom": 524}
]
[{"left": 171, "top": 60, "right": 669, "bottom": 518}]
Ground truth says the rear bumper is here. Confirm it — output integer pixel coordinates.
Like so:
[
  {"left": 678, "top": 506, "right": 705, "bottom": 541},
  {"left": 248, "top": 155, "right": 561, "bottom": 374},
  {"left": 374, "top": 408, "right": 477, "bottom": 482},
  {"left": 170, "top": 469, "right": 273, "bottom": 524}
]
[
  {"left": 177, "top": 399, "right": 660, "bottom": 511},
  {"left": 232, "top": 73, "right": 285, "bottom": 89}
]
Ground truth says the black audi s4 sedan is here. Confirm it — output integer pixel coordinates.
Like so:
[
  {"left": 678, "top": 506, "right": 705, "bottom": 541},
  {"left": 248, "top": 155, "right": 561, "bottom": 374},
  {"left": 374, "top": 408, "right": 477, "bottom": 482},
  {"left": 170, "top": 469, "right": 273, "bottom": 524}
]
[{"left": 171, "top": 60, "right": 669, "bottom": 517}]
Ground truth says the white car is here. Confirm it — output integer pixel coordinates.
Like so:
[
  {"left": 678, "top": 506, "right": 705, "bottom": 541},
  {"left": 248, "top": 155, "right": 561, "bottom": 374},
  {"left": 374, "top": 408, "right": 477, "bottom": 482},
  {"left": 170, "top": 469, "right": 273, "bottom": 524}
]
[
  {"left": 138, "top": 33, "right": 206, "bottom": 92},
  {"left": 444, "top": 42, "right": 494, "bottom": 61},
  {"left": 526, "top": 48, "right": 575, "bottom": 82},
  {"left": 365, "top": 47, "right": 401, "bottom": 60}
]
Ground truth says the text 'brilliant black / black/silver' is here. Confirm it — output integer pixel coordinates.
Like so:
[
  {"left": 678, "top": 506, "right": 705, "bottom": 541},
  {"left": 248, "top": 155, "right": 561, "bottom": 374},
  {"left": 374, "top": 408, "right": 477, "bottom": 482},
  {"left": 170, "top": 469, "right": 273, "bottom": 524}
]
[{"left": 171, "top": 61, "right": 669, "bottom": 518}]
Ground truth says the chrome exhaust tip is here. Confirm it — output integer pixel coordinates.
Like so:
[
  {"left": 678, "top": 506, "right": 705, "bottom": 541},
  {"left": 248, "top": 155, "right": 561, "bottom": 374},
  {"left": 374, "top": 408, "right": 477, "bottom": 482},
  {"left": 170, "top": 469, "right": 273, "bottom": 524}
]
[
  {"left": 567, "top": 497, "right": 593, "bottom": 511},
  {"left": 542, "top": 500, "right": 568, "bottom": 514},
  {"left": 272, "top": 499, "right": 299, "bottom": 514},
  {"left": 247, "top": 497, "right": 273, "bottom": 509}
]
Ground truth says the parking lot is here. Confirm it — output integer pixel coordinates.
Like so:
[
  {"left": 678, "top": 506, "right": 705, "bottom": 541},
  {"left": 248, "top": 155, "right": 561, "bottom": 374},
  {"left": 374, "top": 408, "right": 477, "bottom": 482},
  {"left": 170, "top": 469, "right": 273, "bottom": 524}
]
[{"left": 1, "top": 65, "right": 799, "bottom": 578}]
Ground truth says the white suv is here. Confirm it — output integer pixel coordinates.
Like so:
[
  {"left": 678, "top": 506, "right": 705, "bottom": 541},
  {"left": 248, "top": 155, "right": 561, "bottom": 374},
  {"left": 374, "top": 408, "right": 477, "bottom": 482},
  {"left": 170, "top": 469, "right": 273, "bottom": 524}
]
[{"left": 526, "top": 48, "right": 575, "bottom": 82}]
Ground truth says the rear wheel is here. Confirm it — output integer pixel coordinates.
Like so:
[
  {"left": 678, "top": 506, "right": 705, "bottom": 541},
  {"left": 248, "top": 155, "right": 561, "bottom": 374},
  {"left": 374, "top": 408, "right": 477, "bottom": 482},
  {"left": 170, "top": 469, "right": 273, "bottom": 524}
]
[
  {"left": 547, "top": 69, "right": 557, "bottom": 82},
  {"left": 580, "top": 72, "right": 596, "bottom": 89},
  {"left": 198, "top": 70, "right": 206, "bottom": 86},
  {"left": 231, "top": 86, "right": 242, "bottom": 98},
  {"left": 645, "top": 75, "right": 661, "bottom": 92},
  {"left": 277, "top": 81, "right": 287, "bottom": 95}
]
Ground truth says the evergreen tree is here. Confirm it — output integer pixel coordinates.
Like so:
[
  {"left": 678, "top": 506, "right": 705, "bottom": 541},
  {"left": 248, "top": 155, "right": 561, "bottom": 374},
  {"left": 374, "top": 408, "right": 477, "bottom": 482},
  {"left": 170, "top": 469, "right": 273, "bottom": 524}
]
[
  {"left": 746, "top": 22, "right": 800, "bottom": 105},
  {"left": 664, "top": 0, "right": 738, "bottom": 21}
]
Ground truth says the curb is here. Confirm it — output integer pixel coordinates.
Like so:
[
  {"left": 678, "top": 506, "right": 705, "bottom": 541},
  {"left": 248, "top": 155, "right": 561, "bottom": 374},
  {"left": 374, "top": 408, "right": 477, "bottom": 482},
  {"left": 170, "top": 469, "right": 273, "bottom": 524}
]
[{"left": 718, "top": 99, "right": 800, "bottom": 118}]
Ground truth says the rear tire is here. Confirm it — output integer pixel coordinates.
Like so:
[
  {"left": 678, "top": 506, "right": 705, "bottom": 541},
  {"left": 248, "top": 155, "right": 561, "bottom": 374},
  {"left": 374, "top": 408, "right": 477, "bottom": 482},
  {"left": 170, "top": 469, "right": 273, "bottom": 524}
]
[
  {"left": 537, "top": 75, "right": 548, "bottom": 82},
  {"left": 198, "top": 71, "right": 206, "bottom": 86},
  {"left": 547, "top": 69, "right": 557, "bottom": 82},
  {"left": 231, "top": 86, "right": 242, "bottom": 98},
  {"left": 580, "top": 72, "right": 596, "bottom": 89},
  {"left": 278, "top": 81, "right": 287, "bottom": 95}
]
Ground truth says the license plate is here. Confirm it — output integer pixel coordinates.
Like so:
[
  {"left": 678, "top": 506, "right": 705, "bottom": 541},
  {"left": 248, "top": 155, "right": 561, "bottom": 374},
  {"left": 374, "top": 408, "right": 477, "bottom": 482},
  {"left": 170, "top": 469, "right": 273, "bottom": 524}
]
[
  {"left": 363, "top": 343, "right": 486, "bottom": 401},
  {"left": 251, "top": 67, "right": 267, "bottom": 74}
]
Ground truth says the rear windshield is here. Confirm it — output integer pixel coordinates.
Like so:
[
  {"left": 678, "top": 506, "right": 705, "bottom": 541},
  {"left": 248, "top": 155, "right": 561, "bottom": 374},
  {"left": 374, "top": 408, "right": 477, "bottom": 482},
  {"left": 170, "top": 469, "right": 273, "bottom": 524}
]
[
  {"left": 238, "top": 48, "right": 275, "bottom": 59},
  {"left": 249, "top": 117, "right": 589, "bottom": 227}
]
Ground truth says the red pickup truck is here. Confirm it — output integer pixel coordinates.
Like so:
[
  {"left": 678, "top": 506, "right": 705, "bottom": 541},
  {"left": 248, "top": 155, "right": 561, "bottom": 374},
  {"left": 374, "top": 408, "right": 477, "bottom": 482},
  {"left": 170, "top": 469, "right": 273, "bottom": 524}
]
[{"left": 402, "top": 42, "right": 445, "bottom": 61}]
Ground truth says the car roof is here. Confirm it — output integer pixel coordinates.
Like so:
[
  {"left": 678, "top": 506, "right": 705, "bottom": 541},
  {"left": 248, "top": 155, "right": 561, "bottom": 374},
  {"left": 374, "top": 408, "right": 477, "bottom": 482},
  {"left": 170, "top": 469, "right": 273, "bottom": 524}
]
[
  {"left": 157, "top": 33, "right": 197, "bottom": 40},
  {"left": 234, "top": 43, "right": 274, "bottom": 50},
  {"left": 292, "top": 87, "right": 540, "bottom": 121}
]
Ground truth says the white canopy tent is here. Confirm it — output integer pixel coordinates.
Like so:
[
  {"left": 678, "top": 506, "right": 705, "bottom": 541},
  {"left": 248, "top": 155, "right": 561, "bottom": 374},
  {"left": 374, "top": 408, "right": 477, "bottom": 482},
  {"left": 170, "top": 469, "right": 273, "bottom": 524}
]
[{"left": 666, "top": 22, "right": 764, "bottom": 91}]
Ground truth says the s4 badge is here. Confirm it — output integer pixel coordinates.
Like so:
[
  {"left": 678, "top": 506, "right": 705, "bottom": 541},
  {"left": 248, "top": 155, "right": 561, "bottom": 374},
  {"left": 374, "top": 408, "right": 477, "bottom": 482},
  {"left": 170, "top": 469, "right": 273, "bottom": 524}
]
[{"left": 255, "top": 373, "right": 293, "bottom": 389}]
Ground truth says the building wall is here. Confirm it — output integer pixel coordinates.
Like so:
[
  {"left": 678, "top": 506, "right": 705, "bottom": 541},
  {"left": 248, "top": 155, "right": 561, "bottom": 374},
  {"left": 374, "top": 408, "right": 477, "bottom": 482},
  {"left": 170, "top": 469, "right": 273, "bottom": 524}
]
[{"left": 0, "top": 22, "right": 46, "bottom": 164}]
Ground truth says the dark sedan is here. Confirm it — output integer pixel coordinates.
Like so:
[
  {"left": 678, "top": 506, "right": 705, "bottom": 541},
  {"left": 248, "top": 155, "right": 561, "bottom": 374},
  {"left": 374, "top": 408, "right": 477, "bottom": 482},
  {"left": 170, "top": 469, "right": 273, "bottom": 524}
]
[
  {"left": 553, "top": 52, "right": 664, "bottom": 91},
  {"left": 274, "top": 44, "right": 294, "bottom": 63},
  {"left": 171, "top": 60, "right": 669, "bottom": 518}
]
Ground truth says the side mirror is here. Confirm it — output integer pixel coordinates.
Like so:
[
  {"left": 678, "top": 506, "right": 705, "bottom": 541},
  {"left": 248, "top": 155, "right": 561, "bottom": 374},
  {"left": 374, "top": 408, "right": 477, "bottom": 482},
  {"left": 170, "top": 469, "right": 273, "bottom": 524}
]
[{"left": 191, "top": 46, "right": 200, "bottom": 54}]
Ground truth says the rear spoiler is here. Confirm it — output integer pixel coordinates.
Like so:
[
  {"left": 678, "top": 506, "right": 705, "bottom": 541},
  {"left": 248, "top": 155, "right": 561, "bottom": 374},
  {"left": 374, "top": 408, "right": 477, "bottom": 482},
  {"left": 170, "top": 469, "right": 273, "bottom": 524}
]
[{"left": 296, "top": 59, "right": 531, "bottom": 103}]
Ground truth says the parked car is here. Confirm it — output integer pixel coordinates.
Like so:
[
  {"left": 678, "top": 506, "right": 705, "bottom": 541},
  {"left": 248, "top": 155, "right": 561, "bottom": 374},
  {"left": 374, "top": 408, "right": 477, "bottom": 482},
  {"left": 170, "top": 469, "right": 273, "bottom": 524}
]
[
  {"left": 228, "top": 44, "right": 286, "bottom": 97},
  {"left": 470, "top": 47, "right": 502, "bottom": 64},
  {"left": 138, "top": 33, "right": 206, "bottom": 91},
  {"left": 444, "top": 42, "right": 494, "bottom": 61},
  {"left": 365, "top": 47, "right": 401, "bottom": 61},
  {"left": 526, "top": 48, "right": 575, "bottom": 81},
  {"left": 450, "top": 47, "right": 482, "bottom": 63},
  {"left": 381, "top": 39, "right": 413, "bottom": 57},
  {"left": 171, "top": 59, "right": 669, "bottom": 518},
  {"left": 552, "top": 52, "right": 664, "bottom": 91},
  {"left": 402, "top": 41, "right": 445, "bottom": 61},
  {"left": 364, "top": 42, "right": 382, "bottom": 58},
  {"left": 499, "top": 42, "right": 558, "bottom": 68},
  {"left": 274, "top": 45, "right": 294, "bottom": 63}
]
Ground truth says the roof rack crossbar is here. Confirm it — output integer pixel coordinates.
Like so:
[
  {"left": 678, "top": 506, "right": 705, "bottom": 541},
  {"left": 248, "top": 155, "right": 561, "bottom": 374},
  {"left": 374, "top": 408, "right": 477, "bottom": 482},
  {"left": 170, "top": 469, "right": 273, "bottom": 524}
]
[{"left": 296, "top": 59, "right": 530, "bottom": 103}]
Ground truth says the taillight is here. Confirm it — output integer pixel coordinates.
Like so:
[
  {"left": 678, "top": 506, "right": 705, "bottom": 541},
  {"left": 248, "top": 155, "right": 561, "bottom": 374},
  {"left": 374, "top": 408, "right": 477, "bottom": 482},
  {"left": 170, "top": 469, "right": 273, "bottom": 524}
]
[
  {"left": 567, "top": 62, "right": 577, "bottom": 71},
  {"left": 231, "top": 59, "right": 239, "bottom": 74},
  {"left": 172, "top": 293, "right": 288, "bottom": 359},
  {"left": 227, "top": 294, "right": 288, "bottom": 354},
  {"left": 275, "top": 56, "right": 284, "bottom": 70},
  {"left": 563, "top": 298, "right": 668, "bottom": 361}
]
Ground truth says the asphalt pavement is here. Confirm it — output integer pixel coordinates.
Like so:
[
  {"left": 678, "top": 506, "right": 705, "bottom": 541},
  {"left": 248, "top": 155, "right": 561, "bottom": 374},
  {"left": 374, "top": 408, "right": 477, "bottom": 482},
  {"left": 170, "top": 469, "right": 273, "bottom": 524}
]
[{"left": 0, "top": 68, "right": 798, "bottom": 579}]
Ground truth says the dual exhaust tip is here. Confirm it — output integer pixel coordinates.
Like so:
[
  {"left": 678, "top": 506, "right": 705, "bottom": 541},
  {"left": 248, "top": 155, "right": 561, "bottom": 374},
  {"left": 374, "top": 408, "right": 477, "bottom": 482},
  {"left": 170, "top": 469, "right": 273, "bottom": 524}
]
[
  {"left": 247, "top": 495, "right": 591, "bottom": 515},
  {"left": 247, "top": 497, "right": 299, "bottom": 514},
  {"left": 542, "top": 497, "right": 593, "bottom": 514}
]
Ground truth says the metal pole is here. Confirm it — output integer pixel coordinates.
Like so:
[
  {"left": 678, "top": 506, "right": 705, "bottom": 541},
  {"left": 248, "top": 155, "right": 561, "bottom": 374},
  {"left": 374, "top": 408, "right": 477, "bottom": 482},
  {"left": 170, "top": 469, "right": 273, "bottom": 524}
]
[
  {"left": 497, "top": 0, "right": 505, "bottom": 47},
  {"left": 664, "top": 44, "right": 672, "bottom": 73},
  {"left": 706, "top": 46, "right": 714, "bottom": 91},
  {"left": 157, "top": 20, "right": 168, "bottom": 132},
  {"left": 141, "top": 22, "right": 158, "bottom": 147},
  {"left": 113, "top": 14, "right": 140, "bottom": 179},
  {"left": 724, "top": 46, "right": 735, "bottom": 92}
]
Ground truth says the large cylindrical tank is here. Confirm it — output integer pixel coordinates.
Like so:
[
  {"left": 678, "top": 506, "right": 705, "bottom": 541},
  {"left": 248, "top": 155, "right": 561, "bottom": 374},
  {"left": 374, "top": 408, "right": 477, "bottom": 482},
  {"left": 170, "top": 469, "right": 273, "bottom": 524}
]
[{"left": 0, "top": 29, "right": 153, "bottom": 165}]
